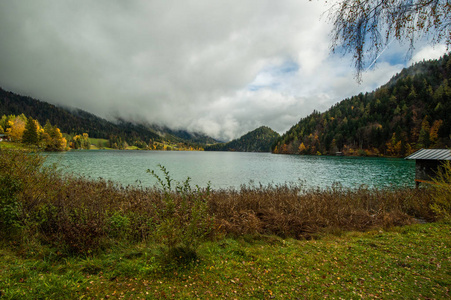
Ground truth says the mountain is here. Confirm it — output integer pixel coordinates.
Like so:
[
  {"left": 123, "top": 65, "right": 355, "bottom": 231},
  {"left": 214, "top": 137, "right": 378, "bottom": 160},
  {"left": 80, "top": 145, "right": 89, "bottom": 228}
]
[
  {"left": 148, "top": 125, "right": 218, "bottom": 145},
  {"left": 205, "top": 126, "right": 280, "bottom": 152},
  {"left": 272, "top": 53, "right": 451, "bottom": 157},
  {"left": 0, "top": 88, "right": 161, "bottom": 143},
  {"left": 0, "top": 87, "right": 217, "bottom": 145}
]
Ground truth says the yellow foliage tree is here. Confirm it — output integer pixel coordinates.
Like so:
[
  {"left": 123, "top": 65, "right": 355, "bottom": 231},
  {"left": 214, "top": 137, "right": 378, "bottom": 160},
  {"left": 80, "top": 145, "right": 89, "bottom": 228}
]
[
  {"left": 298, "top": 142, "right": 306, "bottom": 153},
  {"left": 430, "top": 120, "right": 443, "bottom": 147},
  {"left": 281, "top": 144, "right": 289, "bottom": 154},
  {"left": 53, "top": 128, "right": 67, "bottom": 151},
  {"left": 71, "top": 134, "right": 90, "bottom": 150},
  {"left": 386, "top": 133, "right": 402, "bottom": 157},
  {"left": 6, "top": 115, "right": 26, "bottom": 142}
]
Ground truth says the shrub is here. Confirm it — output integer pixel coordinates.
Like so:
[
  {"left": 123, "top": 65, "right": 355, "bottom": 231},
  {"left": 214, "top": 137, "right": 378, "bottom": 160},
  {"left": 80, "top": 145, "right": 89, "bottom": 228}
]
[
  {"left": 431, "top": 161, "right": 451, "bottom": 222},
  {"left": 0, "top": 149, "right": 46, "bottom": 238},
  {"left": 0, "top": 174, "right": 23, "bottom": 237},
  {"left": 147, "top": 165, "right": 214, "bottom": 265},
  {"left": 108, "top": 211, "right": 131, "bottom": 238}
]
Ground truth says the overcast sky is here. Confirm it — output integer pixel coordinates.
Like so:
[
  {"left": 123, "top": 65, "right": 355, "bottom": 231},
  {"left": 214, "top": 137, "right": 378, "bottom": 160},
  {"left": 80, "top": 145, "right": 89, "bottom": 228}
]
[{"left": 0, "top": 0, "right": 448, "bottom": 141}]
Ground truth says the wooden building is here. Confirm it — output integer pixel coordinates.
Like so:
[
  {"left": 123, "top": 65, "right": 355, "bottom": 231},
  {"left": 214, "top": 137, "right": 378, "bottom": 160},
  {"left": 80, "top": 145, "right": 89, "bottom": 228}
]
[{"left": 405, "top": 149, "right": 451, "bottom": 187}]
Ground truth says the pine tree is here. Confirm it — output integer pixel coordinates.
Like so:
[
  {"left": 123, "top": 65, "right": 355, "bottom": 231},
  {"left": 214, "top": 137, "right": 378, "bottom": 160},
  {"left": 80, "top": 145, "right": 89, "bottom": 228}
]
[
  {"left": 418, "top": 117, "right": 431, "bottom": 148},
  {"left": 22, "top": 117, "right": 39, "bottom": 145}
]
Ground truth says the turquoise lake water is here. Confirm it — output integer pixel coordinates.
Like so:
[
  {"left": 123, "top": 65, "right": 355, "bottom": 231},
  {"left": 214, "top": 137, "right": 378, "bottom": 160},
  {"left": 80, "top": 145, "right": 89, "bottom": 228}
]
[{"left": 43, "top": 150, "right": 415, "bottom": 190}]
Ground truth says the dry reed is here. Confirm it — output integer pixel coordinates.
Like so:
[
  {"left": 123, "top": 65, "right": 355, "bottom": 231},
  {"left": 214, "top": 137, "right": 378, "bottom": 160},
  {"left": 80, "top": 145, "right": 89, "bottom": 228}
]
[{"left": 0, "top": 149, "right": 435, "bottom": 254}]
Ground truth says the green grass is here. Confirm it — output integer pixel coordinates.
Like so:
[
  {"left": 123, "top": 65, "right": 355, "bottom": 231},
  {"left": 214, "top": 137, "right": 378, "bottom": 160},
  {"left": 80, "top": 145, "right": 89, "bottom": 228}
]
[
  {"left": 0, "top": 141, "right": 33, "bottom": 151},
  {"left": 1, "top": 222, "right": 450, "bottom": 299},
  {"left": 88, "top": 138, "right": 109, "bottom": 149},
  {"left": 87, "top": 138, "right": 145, "bottom": 150},
  {"left": 126, "top": 145, "right": 141, "bottom": 150}
]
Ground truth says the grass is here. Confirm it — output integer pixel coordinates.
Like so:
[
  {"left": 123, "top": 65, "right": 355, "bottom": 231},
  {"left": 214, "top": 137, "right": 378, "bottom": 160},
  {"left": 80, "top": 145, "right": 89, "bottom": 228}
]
[
  {"left": 1, "top": 222, "right": 450, "bottom": 299},
  {"left": 126, "top": 145, "right": 141, "bottom": 150},
  {"left": 88, "top": 138, "right": 109, "bottom": 149},
  {"left": 0, "top": 141, "right": 34, "bottom": 151}
]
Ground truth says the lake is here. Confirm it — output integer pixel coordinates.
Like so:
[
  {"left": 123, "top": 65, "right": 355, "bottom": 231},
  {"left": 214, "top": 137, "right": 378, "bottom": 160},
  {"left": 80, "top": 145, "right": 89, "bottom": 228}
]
[{"left": 43, "top": 150, "right": 415, "bottom": 190}]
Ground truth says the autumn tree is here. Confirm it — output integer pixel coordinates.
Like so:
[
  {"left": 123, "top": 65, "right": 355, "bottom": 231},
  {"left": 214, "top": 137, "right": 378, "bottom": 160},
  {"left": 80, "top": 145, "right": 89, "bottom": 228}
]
[
  {"left": 6, "top": 114, "right": 27, "bottom": 142},
  {"left": 329, "top": 0, "right": 450, "bottom": 80},
  {"left": 30, "top": 119, "right": 66, "bottom": 151},
  {"left": 429, "top": 119, "right": 443, "bottom": 147},
  {"left": 386, "top": 132, "right": 402, "bottom": 156},
  {"left": 108, "top": 135, "right": 125, "bottom": 150},
  {"left": 71, "top": 133, "right": 90, "bottom": 150},
  {"left": 50, "top": 127, "right": 67, "bottom": 151},
  {"left": 298, "top": 142, "right": 307, "bottom": 154},
  {"left": 0, "top": 115, "right": 12, "bottom": 131}
]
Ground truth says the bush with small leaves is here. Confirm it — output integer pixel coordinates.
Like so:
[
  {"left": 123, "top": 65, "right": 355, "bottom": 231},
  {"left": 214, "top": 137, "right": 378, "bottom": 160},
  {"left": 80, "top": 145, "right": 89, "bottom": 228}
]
[
  {"left": 0, "top": 174, "right": 23, "bottom": 237},
  {"left": 147, "top": 165, "right": 214, "bottom": 265}
]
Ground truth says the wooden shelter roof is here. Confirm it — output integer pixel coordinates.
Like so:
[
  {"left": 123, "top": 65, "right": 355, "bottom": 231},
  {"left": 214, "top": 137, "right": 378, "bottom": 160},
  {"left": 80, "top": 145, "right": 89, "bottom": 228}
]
[{"left": 405, "top": 149, "right": 451, "bottom": 160}]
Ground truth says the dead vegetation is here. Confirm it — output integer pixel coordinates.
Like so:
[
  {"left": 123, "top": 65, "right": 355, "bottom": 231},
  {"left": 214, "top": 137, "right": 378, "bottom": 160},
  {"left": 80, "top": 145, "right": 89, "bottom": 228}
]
[{"left": 0, "top": 149, "right": 436, "bottom": 255}]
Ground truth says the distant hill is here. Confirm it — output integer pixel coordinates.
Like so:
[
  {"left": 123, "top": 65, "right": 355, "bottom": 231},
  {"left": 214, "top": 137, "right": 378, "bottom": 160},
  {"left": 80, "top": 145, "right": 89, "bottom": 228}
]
[
  {"left": 150, "top": 125, "right": 218, "bottom": 145},
  {"left": 0, "top": 88, "right": 217, "bottom": 145},
  {"left": 205, "top": 126, "right": 280, "bottom": 152},
  {"left": 272, "top": 53, "right": 451, "bottom": 157}
]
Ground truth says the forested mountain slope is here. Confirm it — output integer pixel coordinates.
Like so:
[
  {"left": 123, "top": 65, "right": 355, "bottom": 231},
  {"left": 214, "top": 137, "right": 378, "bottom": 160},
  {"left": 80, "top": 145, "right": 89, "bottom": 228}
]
[
  {"left": 0, "top": 88, "right": 162, "bottom": 144},
  {"left": 272, "top": 53, "right": 451, "bottom": 157},
  {"left": 151, "top": 125, "right": 219, "bottom": 145},
  {"left": 0, "top": 88, "right": 216, "bottom": 146},
  {"left": 206, "top": 126, "right": 280, "bottom": 152}
]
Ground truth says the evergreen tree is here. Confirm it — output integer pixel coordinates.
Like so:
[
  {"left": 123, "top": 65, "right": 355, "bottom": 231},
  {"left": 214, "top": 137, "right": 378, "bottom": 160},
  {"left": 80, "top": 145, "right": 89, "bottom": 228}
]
[
  {"left": 418, "top": 118, "right": 431, "bottom": 148},
  {"left": 44, "top": 120, "right": 53, "bottom": 137},
  {"left": 22, "top": 117, "right": 39, "bottom": 145}
]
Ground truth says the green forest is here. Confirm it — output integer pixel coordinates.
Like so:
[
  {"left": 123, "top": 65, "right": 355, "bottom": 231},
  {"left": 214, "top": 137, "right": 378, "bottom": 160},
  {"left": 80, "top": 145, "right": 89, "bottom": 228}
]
[
  {"left": 272, "top": 53, "right": 451, "bottom": 157},
  {"left": 205, "top": 126, "right": 280, "bottom": 152}
]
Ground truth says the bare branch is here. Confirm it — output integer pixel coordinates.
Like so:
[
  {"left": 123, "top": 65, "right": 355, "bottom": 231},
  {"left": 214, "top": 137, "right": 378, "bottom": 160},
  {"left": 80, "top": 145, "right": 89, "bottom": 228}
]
[{"left": 329, "top": 0, "right": 451, "bottom": 82}]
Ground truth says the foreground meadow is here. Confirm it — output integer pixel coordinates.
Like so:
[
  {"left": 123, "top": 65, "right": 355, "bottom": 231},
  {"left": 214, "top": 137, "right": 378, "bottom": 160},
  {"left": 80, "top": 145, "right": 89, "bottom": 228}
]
[
  {"left": 1, "top": 223, "right": 450, "bottom": 299},
  {"left": 1, "top": 149, "right": 450, "bottom": 299}
]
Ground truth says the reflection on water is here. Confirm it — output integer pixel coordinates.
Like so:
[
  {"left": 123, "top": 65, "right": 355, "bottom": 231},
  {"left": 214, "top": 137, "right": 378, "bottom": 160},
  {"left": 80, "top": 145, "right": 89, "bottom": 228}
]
[{"left": 44, "top": 150, "right": 415, "bottom": 190}]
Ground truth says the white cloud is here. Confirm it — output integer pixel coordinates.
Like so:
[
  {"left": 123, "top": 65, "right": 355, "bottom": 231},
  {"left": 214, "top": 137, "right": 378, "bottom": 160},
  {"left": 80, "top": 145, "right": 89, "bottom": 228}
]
[
  {"left": 0, "top": 0, "right": 447, "bottom": 141},
  {"left": 410, "top": 44, "right": 448, "bottom": 64}
]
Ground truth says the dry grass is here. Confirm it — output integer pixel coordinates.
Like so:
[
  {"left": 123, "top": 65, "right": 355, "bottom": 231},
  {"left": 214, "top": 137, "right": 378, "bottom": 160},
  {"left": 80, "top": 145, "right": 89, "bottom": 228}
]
[
  {"left": 210, "top": 184, "right": 433, "bottom": 239},
  {"left": 0, "top": 149, "right": 436, "bottom": 255}
]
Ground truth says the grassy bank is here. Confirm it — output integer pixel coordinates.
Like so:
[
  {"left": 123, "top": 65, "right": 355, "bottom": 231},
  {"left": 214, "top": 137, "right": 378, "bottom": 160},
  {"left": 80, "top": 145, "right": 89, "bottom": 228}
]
[
  {"left": 1, "top": 149, "right": 450, "bottom": 299},
  {"left": 1, "top": 223, "right": 450, "bottom": 299},
  {"left": 0, "top": 141, "right": 35, "bottom": 151}
]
